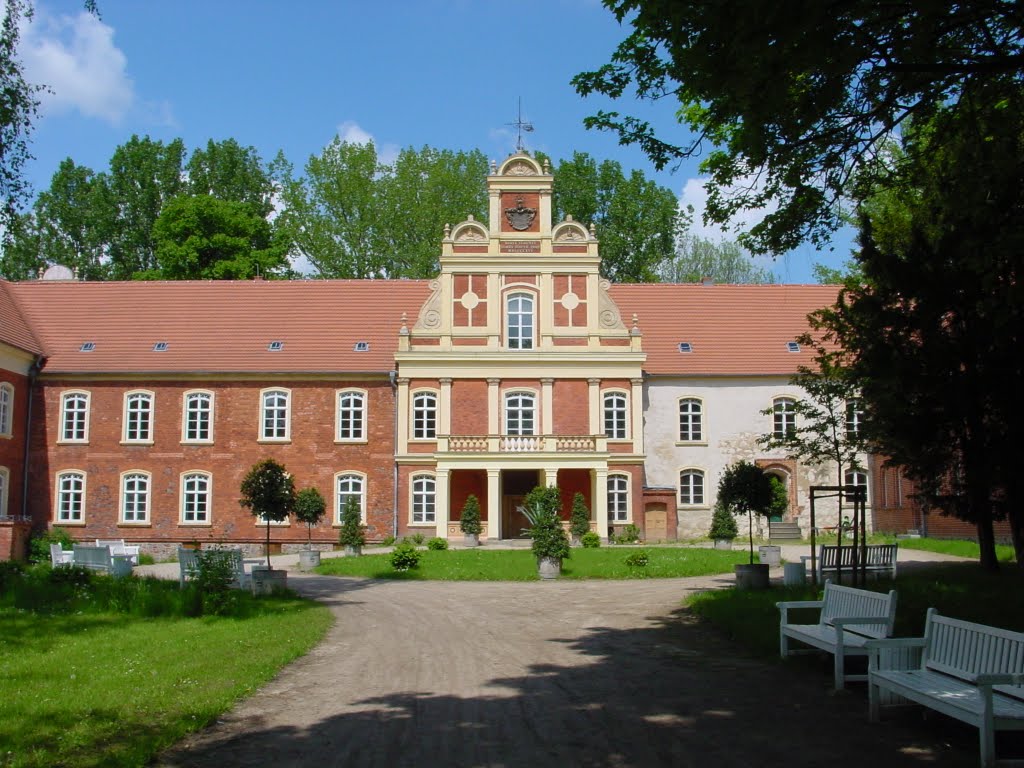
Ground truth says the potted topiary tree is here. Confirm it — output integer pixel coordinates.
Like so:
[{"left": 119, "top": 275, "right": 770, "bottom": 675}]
[
  {"left": 569, "top": 492, "right": 591, "bottom": 546},
  {"left": 717, "top": 460, "right": 774, "bottom": 589},
  {"left": 459, "top": 494, "right": 482, "bottom": 547},
  {"left": 294, "top": 486, "right": 326, "bottom": 569},
  {"left": 239, "top": 458, "right": 296, "bottom": 593},
  {"left": 523, "top": 485, "right": 570, "bottom": 579},
  {"left": 708, "top": 502, "right": 738, "bottom": 550},
  {"left": 338, "top": 495, "right": 366, "bottom": 556}
]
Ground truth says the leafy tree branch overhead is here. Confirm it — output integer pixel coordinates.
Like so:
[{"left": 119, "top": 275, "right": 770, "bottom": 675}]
[{"left": 573, "top": 0, "right": 1024, "bottom": 254}]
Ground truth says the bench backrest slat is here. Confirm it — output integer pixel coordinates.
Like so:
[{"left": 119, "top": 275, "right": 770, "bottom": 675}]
[
  {"left": 73, "top": 545, "right": 112, "bottom": 570},
  {"left": 819, "top": 581, "right": 897, "bottom": 638},
  {"left": 923, "top": 609, "right": 1024, "bottom": 699},
  {"left": 818, "top": 544, "right": 897, "bottom": 569}
]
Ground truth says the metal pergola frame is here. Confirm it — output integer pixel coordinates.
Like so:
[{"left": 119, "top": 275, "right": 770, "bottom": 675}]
[{"left": 807, "top": 484, "right": 869, "bottom": 586}]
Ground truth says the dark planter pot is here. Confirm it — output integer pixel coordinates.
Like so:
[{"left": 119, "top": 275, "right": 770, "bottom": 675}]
[
  {"left": 537, "top": 556, "right": 562, "bottom": 580},
  {"left": 735, "top": 563, "right": 771, "bottom": 590}
]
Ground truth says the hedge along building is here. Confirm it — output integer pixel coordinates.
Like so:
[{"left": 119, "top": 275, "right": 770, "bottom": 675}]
[{"left": 0, "top": 151, "right": 857, "bottom": 558}]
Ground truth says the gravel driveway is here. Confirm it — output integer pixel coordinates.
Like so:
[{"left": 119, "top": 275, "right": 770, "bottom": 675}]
[{"left": 156, "top": 563, "right": 985, "bottom": 768}]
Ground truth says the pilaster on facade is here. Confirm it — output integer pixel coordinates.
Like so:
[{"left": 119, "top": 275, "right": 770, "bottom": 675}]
[
  {"left": 396, "top": 377, "right": 410, "bottom": 454},
  {"left": 434, "top": 468, "right": 450, "bottom": 539}
]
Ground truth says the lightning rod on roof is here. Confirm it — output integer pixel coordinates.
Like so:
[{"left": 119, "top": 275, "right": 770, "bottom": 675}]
[{"left": 507, "top": 98, "right": 534, "bottom": 153}]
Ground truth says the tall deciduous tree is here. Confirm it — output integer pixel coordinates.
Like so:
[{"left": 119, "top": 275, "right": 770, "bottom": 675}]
[
  {"left": 186, "top": 138, "right": 275, "bottom": 217},
  {"left": 550, "top": 151, "right": 684, "bottom": 282},
  {"left": 32, "top": 159, "right": 109, "bottom": 280},
  {"left": 573, "top": 1, "right": 1024, "bottom": 254},
  {"left": 656, "top": 232, "right": 776, "bottom": 283}
]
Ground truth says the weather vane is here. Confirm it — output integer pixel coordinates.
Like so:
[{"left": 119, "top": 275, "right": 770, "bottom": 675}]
[{"left": 507, "top": 98, "right": 534, "bottom": 152}]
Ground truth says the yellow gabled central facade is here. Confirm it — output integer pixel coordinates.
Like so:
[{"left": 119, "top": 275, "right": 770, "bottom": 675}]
[{"left": 394, "top": 152, "right": 646, "bottom": 540}]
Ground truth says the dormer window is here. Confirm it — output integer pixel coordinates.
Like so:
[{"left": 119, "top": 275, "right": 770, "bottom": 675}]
[
  {"left": 787, "top": 341, "right": 801, "bottom": 353},
  {"left": 268, "top": 341, "right": 284, "bottom": 352},
  {"left": 353, "top": 341, "right": 369, "bottom": 352},
  {"left": 678, "top": 342, "right": 693, "bottom": 353},
  {"left": 79, "top": 342, "right": 95, "bottom": 352},
  {"left": 153, "top": 342, "right": 168, "bottom": 352}
]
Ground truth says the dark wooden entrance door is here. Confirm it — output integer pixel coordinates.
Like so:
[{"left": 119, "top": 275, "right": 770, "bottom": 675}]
[{"left": 503, "top": 496, "right": 531, "bottom": 539}]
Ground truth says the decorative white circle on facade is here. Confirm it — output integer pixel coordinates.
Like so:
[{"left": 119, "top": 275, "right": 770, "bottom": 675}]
[
  {"left": 460, "top": 291, "right": 480, "bottom": 310},
  {"left": 560, "top": 292, "right": 580, "bottom": 310}
]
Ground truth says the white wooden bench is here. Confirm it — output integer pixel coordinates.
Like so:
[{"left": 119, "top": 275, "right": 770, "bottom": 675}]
[
  {"left": 867, "top": 609, "right": 1024, "bottom": 768},
  {"left": 778, "top": 580, "right": 898, "bottom": 690},
  {"left": 96, "top": 538, "right": 141, "bottom": 565},
  {"left": 49, "top": 543, "right": 74, "bottom": 567},
  {"left": 803, "top": 544, "right": 898, "bottom": 582},
  {"left": 72, "top": 545, "right": 133, "bottom": 576},
  {"left": 178, "top": 547, "right": 249, "bottom": 589}
]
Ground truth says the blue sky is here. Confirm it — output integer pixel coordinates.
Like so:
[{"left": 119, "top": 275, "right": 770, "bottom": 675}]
[{"left": 18, "top": 0, "right": 851, "bottom": 282}]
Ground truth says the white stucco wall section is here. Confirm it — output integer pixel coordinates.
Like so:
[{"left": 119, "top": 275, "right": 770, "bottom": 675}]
[{"left": 643, "top": 376, "right": 871, "bottom": 539}]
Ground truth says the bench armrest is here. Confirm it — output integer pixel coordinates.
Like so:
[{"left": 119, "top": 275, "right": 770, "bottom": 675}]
[
  {"left": 975, "top": 673, "right": 1024, "bottom": 687},
  {"left": 864, "top": 637, "right": 926, "bottom": 671},
  {"left": 776, "top": 600, "right": 823, "bottom": 610}
]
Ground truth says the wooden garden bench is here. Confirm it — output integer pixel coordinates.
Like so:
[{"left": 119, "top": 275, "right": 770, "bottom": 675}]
[
  {"left": 778, "top": 580, "right": 898, "bottom": 690},
  {"left": 95, "top": 538, "right": 141, "bottom": 564},
  {"left": 72, "top": 545, "right": 132, "bottom": 576},
  {"left": 867, "top": 609, "right": 1024, "bottom": 768},
  {"left": 177, "top": 547, "right": 249, "bottom": 589},
  {"left": 804, "top": 543, "right": 898, "bottom": 582}
]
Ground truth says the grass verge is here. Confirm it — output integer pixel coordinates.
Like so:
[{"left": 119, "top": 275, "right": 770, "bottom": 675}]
[
  {"left": 316, "top": 546, "right": 750, "bottom": 580},
  {"left": 687, "top": 562, "right": 1024, "bottom": 659},
  {"left": 0, "top": 568, "right": 332, "bottom": 768}
]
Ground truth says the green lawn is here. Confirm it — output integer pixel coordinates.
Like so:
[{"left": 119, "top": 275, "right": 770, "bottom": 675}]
[
  {"left": 315, "top": 546, "right": 750, "bottom": 580},
  {"left": 687, "top": 562, "right": 1024, "bottom": 658},
  {"left": 893, "top": 536, "right": 1017, "bottom": 562},
  {"left": 0, "top": 582, "right": 332, "bottom": 768}
]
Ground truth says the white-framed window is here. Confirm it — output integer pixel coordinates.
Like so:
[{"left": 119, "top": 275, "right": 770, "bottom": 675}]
[
  {"left": 504, "top": 391, "right": 536, "bottom": 436},
  {"left": 603, "top": 392, "right": 628, "bottom": 440},
  {"left": 260, "top": 388, "right": 290, "bottom": 441},
  {"left": 55, "top": 470, "right": 86, "bottom": 522},
  {"left": 506, "top": 292, "right": 535, "bottom": 350},
  {"left": 411, "top": 474, "right": 436, "bottom": 523},
  {"left": 678, "top": 397, "right": 703, "bottom": 442},
  {"left": 608, "top": 474, "right": 630, "bottom": 522},
  {"left": 845, "top": 470, "right": 869, "bottom": 501},
  {"left": 181, "top": 472, "right": 211, "bottom": 524},
  {"left": 412, "top": 391, "right": 437, "bottom": 440},
  {"left": 123, "top": 390, "right": 154, "bottom": 443},
  {"left": 0, "top": 383, "right": 13, "bottom": 438},
  {"left": 336, "top": 390, "right": 366, "bottom": 441},
  {"left": 335, "top": 472, "right": 366, "bottom": 523},
  {"left": 0, "top": 466, "right": 9, "bottom": 518},
  {"left": 60, "top": 391, "right": 90, "bottom": 443},
  {"left": 120, "top": 472, "right": 150, "bottom": 523},
  {"left": 772, "top": 397, "right": 797, "bottom": 439},
  {"left": 846, "top": 399, "right": 863, "bottom": 439},
  {"left": 182, "top": 390, "right": 214, "bottom": 443},
  {"left": 679, "top": 469, "right": 705, "bottom": 506}
]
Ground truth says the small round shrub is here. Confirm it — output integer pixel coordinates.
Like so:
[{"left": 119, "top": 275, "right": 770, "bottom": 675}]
[
  {"left": 390, "top": 540, "right": 421, "bottom": 571},
  {"left": 427, "top": 536, "right": 448, "bottom": 551},
  {"left": 708, "top": 502, "right": 739, "bottom": 540},
  {"left": 624, "top": 551, "right": 649, "bottom": 568},
  {"left": 580, "top": 531, "right": 601, "bottom": 548},
  {"left": 410, "top": 532, "right": 426, "bottom": 546},
  {"left": 28, "top": 526, "right": 76, "bottom": 564},
  {"left": 381, "top": 535, "right": 397, "bottom": 546}
]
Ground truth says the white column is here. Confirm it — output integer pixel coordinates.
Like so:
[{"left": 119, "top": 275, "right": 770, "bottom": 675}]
[
  {"left": 488, "top": 378, "right": 501, "bottom": 435},
  {"left": 588, "top": 378, "right": 601, "bottom": 435},
  {"left": 487, "top": 469, "right": 501, "bottom": 540},
  {"left": 594, "top": 466, "right": 609, "bottom": 541},
  {"left": 541, "top": 378, "right": 553, "bottom": 436},
  {"left": 435, "top": 468, "right": 451, "bottom": 539},
  {"left": 396, "top": 377, "right": 410, "bottom": 454},
  {"left": 439, "top": 378, "right": 452, "bottom": 437},
  {"left": 631, "top": 378, "right": 644, "bottom": 454},
  {"left": 544, "top": 468, "right": 558, "bottom": 487}
]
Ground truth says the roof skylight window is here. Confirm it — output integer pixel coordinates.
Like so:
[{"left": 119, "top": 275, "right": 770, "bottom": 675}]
[
  {"left": 268, "top": 341, "right": 284, "bottom": 352},
  {"left": 354, "top": 341, "right": 370, "bottom": 352},
  {"left": 678, "top": 342, "right": 693, "bottom": 353},
  {"left": 787, "top": 341, "right": 801, "bottom": 353},
  {"left": 153, "top": 342, "right": 168, "bottom": 352},
  {"left": 79, "top": 342, "right": 95, "bottom": 352}
]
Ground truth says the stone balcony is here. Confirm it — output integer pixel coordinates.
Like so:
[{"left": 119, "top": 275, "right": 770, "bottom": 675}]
[{"left": 438, "top": 434, "right": 607, "bottom": 453}]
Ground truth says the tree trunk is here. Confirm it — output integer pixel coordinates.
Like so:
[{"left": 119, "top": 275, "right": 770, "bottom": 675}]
[{"left": 265, "top": 521, "right": 272, "bottom": 569}]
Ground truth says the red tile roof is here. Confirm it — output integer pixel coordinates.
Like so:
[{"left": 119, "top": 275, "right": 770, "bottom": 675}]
[
  {"left": 0, "top": 280, "right": 43, "bottom": 355},
  {"left": 4, "top": 279, "right": 837, "bottom": 377},
  {"left": 610, "top": 283, "right": 838, "bottom": 376},
  {"left": 6, "top": 279, "right": 430, "bottom": 374}
]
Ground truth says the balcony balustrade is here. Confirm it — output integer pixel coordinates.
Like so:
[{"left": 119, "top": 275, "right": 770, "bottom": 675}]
[{"left": 438, "top": 434, "right": 606, "bottom": 453}]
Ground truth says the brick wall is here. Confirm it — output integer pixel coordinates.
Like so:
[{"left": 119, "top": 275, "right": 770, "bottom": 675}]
[{"left": 0, "top": 368, "right": 29, "bottom": 521}]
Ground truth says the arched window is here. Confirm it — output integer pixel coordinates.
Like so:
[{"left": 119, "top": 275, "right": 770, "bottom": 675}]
[
  {"left": 121, "top": 472, "right": 150, "bottom": 523},
  {"left": 772, "top": 397, "right": 796, "bottom": 439},
  {"left": 261, "top": 389, "right": 290, "bottom": 440},
  {"left": 0, "top": 383, "right": 13, "bottom": 437},
  {"left": 412, "top": 392, "right": 437, "bottom": 440},
  {"left": 335, "top": 473, "right": 366, "bottom": 523},
  {"left": 55, "top": 471, "right": 86, "bottom": 522},
  {"left": 181, "top": 472, "right": 211, "bottom": 524},
  {"left": 0, "top": 466, "right": 9, "bottom": 518},
  {"left": 504, "top": 392, "right": 536, "bottom": 436},
  {"left": 608, "top": 474, "right": 629, "bottom": 522},
  {"left": 846, "top": 399, "right": 864, "bottom": 439},
  {"left": 183, "top": 391, "right": 214, "bottom": 443},
  {"left": 506, "top": 293, "right": 534, "bottom": 350},
  {"left": 845, "top": 470, "right": 868, "bottom": 503},
  {"left": 411, "top": 475, "right": 436, "bottom": 523},
  {"left": 336, "top": 390, "right": 366, "bottom": 441},
  {"left": 679, "top": 469, "right": 705, "bottom": 506},
  {"left": 678, "top": 398, "right": 703, "bottom": 442},
  {"left": 124, "top": 391, "right": 154, "bottom": 442},
  {"left": 603, "top": 392, "right": 628, "bottom": 439},
  {"left": 60, "top": 391, "right": 90, "bottom": 443}
]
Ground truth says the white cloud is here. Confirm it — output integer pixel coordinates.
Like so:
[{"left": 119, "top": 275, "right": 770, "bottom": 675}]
[
  {"left": 20, "top": 9, "right": 133, "bottom": 123},
  {"left": 679, "top": 175, "right": 778, "bottom": 242},
  {"left": 336, "top": 120, "right": 399, "bottom": 166}
]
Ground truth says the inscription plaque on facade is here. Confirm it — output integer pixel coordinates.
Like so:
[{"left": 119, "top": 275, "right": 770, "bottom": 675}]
[{"left": 500, "top": 240, "right": 541, "bottom": 253}]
